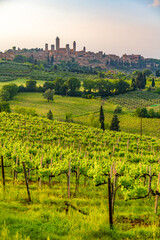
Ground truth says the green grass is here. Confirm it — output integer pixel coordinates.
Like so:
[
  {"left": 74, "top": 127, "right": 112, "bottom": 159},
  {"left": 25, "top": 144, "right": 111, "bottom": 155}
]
[
  {"left": 1, "top": 177, "right": 160, "bottom": 240},
  {"left": 10, "top": 92, "right": 115, "bottom": 120},
  {"left": 75, "top": 111, "right": 160, "bottom": 138},
  {"left": 0, "top": 78, "right": 46, "bottom": 88},
  {"left": 9, "top": 92, "right": 160, "bottom": 138}
]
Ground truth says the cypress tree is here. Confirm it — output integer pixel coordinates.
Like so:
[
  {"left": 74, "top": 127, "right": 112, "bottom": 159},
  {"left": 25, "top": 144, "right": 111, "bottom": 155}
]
[
  {"left": 47, "top": 110, "right": 53, "bottom": 120},
  {"left": 110, "top": 115, "right": 120, "bottom": 131},
  {"left": 100, "top": 105, "right": 105, "bottom": 131},
  {"left": 152, "top": 78, "right": 155, "bottom": 88}
]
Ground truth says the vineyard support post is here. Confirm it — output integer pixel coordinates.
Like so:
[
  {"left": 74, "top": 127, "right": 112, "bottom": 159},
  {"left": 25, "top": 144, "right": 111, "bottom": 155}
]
[
  {"left": 39, "top": 155, "right": 43, "bottom": 189},
  {"left": 22, "top": 162, "right": 31, "bottom": 202},
  {"left": 1, "top": 156, "right": 5, "bottom": 188},
  {"left": 148, "top": 166, "right": 151, "bottom": 195},
  {"left": 68, "top": 160, "right": 71, "bottom": 199},
  {"left": 140, "top": 117, "right": 142, "bottom": 136},
  {"left": 108, "top": 175, "right": 113, "bottom": 228},
  {"left": 75, "top": 167, "right": 80, "bottom": 194},
  {"left": 155, "top": 173, "right": 160, "bottom": 213}
]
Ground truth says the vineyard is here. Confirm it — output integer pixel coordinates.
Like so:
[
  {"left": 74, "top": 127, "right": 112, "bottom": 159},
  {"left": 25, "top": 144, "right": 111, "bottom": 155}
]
[
  {"left": 0, "top": 62, "right": 31, "bottom": 79},
  {"left": 109, "top": 91, "right": 160, "bottom": 109},
  {"left": 1, "top": 113, "right": 160, "bottom": 239}
]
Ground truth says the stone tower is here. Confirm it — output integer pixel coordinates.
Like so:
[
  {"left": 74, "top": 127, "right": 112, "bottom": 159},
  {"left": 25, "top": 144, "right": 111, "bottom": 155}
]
[
  {"left": 45, "top": 43, "right": 48, "bottom": 52},
  {"left": 56, "top": 37, "right": 60, "bottom": 50},
  {"left": 66, "top": 44, "right": 70, "bottom": 52},
  {"left": 51, "top": 45, "right": 55, "bottom": 51},
  {"left": 73, "top": 41, "right": 76, "bottom": 52}
]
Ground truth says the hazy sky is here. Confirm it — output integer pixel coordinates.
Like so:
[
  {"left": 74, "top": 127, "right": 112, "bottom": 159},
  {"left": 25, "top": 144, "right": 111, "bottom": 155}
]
[{"left": 0, "top": 0, "right": 160, "bottom": 58}]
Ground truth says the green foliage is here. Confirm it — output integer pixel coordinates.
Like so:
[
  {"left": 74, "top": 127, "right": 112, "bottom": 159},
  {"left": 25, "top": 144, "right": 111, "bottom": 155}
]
[
  {"left": 135, "top": 108, "right": 148, "bottom": 118},
  {"left": 2, "top": 83, "right": 18, "bottom": 99},
  {"left": 83, "top": 79, "right": 95, "bottom": 94},
  {"left": 110, "top": 114, "right": 120, "bottom": 131},
  {"left": 110, "top": 91, "right": 160, "bottom": 109},
  {"left": 26, "top": 80, "right": 37, "bottom": 92},
  {"left": 66, "top": 77, "right": 81, "bottom": 96},
  {"left": 142, "top": 69, "right": 152, "bottom": 77},
  {"left": 152, "top": 78, "right": 155, "bottom": 87},
  {"left": 114, "top": 106, "right": 122, "bottom": 113},
  {"left": 135, "top": 107, "right": 160, "bottom": 119},
  {"left": 0, "top": 101, "right": 11, "bottom": 112},
  {"left": 96, "top": 79, "right": 113, "bottom": 97},
  {"left": 43, "top": 82, "right": 55, "bottom": 92},
  {"left": 14, "top": 106, "right": 38, "bottom": 116},
  {"left": 43, "top": 89, "right": 54, "bottom": 102},
  {"left": 47, "top": 110, "right": 53, "bottom": 120},
  {"left": 65, "top": 113, "right": 73, "bottom": 122},
  {"left": 99, "top": 105, "right": 105, "bottom": 131},
  {"left": 114, "top": 79, "right": 130, "bottom": 94},
  {"left": 135, "top": 72, "right": 146, "bottom": 89},
  {"left": 53, "top": 77, "right": 66, "bottom": 95},
  {"left": 13, "top": 55, "right": 27, "bottom": 63},
  {"left": 0, "top": 90, "right": 10, "bottom": 101}
]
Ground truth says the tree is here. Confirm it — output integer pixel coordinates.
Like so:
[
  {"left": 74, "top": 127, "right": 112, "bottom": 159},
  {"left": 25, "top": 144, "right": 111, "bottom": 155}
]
[
  {"left": 66, "top": 77, "right": 81, "bottom": 96},
  {"left": 135, "top": 72, "right": 146, "bottom": 89},
  {"left": 47, "top": 110, "right": 53, "bottom": 120},
  {"left": 0, "top": 90, "right": 10, "bottom": 101},
  {"left": 131, "top": 78, "right": 136, "bottom": 90},
  {"left": 156, "top": 70, "right": 160, "bottom": 77},
  {"left": 152, "top": 78, "right": 155, "bottom": 88},
  {"left": 110, "top": 115, "right": 120, "bottom": 131},
  {"left": 2, "top": 83, "right": 18, "bottom": 99},
  {"left": 142, "top": 69, "right": 152, "bottom": 77},
  {"left": 43, "top": 82, "right": 55, "bottom": 92},
  {"left": 135, "top": 108, "right": 148, "bottom": 118},
  {"left": 114, "top": 80, "right": 130, "bottom": 94},
  {"left": 53, "top": 77, "right": 66, "bottom": 94},
  {"left": 13, "top": 55, "right": 27, "bottom": 63},
  {"left": 96, "top": 79, "right": 113, "bottom": 97},
  {"left": 83, "top": 79, "right": 95, "bottom": 94},
  {"left": 100, "top": 105, "right": 105, "bottom": 131},
  {"left": 98, "top": 71, "right": 105, "bottom": 78},
  {"left": 43, "top": 89, "right": 54, "bottom": 102},
  {"left": 0, "top": 102, "right": 11, "bottom": 112},
  {"left": 26, "top": 80, "right": 37, "bottom": 92}
]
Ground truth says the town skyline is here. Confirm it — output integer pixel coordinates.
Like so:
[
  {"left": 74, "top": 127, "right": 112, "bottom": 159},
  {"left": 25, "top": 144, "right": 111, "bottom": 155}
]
[
  {"left": 0, "top": 0, "right": 160, "bottom": 58},
  {"left": 1, "top": 36, "right": 159, "bottom": 71}
]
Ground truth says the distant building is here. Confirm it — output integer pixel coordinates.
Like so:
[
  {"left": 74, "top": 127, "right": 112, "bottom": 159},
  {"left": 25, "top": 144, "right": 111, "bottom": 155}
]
[{"left": 0, "top": 36, "right": 159, "bottom": 70}]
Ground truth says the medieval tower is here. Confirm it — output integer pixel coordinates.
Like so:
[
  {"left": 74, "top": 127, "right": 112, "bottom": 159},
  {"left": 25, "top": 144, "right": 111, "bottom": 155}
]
[{"left": 56, "top": 37, "right": 60, "bottom": 50}]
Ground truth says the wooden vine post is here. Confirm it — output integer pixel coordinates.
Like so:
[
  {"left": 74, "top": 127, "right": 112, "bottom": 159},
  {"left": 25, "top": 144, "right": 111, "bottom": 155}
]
[
  {"left": 68, "top": 160, "right": 71, "bottom": 199},
  {"left": 14, "top": 156, "right": 19, "bottom": 181},
  {"left": 38, "top": 155, "right": 43, "bottom": 189},
  {"left": 1, "top": 156, "right": 5, "bottom": 189},
  {"left": 148, "top": 166, "right": 152, "bottom": 194},
  {"left": 108, "top": 174, "right": 113, "bottom": 228},
  {"left": 155, "top": 172, "right": 160, "bottom": 213},
  {"left": 22, "top": 162, "right": 31, "bottom": 202}
]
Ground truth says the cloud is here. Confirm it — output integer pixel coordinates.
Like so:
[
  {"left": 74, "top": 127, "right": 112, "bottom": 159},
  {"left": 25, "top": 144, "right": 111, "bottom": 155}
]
[{"left": 149, "top": 0, "right": 160, "bottom": 7}]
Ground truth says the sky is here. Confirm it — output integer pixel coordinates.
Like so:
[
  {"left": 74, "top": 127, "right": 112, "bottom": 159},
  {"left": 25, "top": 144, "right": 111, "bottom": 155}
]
[{"left": 0, "top": 0, "right": 160, "bottom": 58}]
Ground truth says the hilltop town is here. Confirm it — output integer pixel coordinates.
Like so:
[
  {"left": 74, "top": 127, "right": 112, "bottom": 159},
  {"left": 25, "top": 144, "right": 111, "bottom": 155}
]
[{"left": 0, "top": 37, "right": 160, "bottom": 70}]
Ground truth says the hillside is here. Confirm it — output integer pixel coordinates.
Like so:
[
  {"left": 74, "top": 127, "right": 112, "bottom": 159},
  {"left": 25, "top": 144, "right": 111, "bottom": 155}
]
[{"left": 0, "top": 113, "right": 160, "bottom": 239}]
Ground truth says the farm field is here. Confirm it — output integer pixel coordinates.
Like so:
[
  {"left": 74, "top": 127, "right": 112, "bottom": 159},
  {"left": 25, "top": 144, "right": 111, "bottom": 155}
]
[
  {"left": 10, "top": 92, "right": 115, "bottom": 119},
  {"left": 109, "top": 91, "right": 160, "bottom": 109},
  {"left": 75, "top": 112, "right": 160, "bottom": 138},
  {"left": 0, "top": 78, "right": 46, "bottom": 88},
  {"left": 0, "top": 113, "right": 160, "bottom": 239},
  {"left": 9, "top": 92, "right": 160, "bottom": 138}
]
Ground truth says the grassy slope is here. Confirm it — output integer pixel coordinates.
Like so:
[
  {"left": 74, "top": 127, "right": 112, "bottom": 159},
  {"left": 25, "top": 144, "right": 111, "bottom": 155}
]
[
  {"left": 10, "top": 92, "right": 160, "bottom": 138},
  {"left": 10, "top": 92, "right": 115, "bottom": 120},
  {"left": 0, "top": 170, "right": 159, "bottom": 240}
]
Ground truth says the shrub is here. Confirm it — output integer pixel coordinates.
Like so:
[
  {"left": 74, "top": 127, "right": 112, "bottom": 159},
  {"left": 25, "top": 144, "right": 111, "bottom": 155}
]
[{"left": 114, "top": 106, "right": 122, "bottom": 113}]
